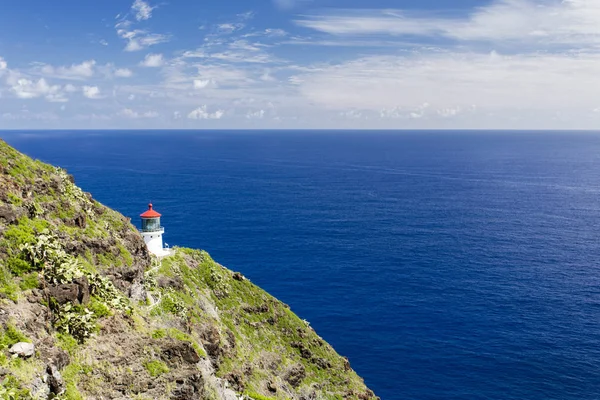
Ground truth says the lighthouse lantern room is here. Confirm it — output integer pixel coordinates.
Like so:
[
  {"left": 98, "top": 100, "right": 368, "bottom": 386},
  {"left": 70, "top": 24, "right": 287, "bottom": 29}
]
[{"left": 140, "top": 203, "right": 166, "bottom": 256}]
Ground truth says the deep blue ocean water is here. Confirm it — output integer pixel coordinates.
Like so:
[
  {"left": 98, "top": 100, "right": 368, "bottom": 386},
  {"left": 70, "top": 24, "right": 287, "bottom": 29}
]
[{"left": 4, "top": 130, "right": 600, "bottom": 400}]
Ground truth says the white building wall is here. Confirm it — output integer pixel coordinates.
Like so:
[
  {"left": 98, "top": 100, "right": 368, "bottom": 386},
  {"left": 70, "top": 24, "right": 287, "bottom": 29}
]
[{"left": 143, "top": 232, "right": 163, "bottom": 256}]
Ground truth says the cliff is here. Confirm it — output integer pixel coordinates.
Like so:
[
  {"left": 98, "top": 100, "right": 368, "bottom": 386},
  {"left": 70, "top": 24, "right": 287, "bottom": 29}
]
[{"left": 0, "top": 139, "right": 377, "bottom": 400}]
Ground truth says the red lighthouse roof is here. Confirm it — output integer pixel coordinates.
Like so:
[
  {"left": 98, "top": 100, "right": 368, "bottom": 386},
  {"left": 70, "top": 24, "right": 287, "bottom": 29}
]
[{"left": 140, "top": 203, "right": 162, "bottom": 218}]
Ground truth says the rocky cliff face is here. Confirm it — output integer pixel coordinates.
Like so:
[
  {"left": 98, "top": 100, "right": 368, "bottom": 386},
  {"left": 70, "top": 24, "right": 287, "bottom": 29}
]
[{"left": 0, "top": 139, "right": 377, "bottom": 400}]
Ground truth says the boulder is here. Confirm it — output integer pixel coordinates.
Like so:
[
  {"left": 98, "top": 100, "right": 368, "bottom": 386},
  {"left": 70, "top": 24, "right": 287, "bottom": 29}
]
[
  {"left": 47, "top": 276, "right": 90, "bottom": 305},
  {"left": 47, "top": 364, "right": 65, "bottom": 395},
  {"left": 129, "top": 281, "right": 147, "bottom": 302},
  {"left": 31, "top": 376, "right": 51, "bottom": 400},
  {"left": 170, "top": 373, "right": 204, "bottom": 400},
  {"left": 161, "top": 340, "right": 201, "bottom": 365},
  {"left": 9, "top": 342, "right": 35, "bottom": 358},
  {"left": 0, "top": 204, "right": 26, "bottom": 224}
]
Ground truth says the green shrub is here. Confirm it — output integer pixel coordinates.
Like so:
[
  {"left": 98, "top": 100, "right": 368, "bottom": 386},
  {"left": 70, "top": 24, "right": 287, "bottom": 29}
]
[
  {"left": 56, "top": 333, "right": 79, "bottom": 356},
  {"left": 87, "top": 297, "right": 112, "bottom": 319},
  {"left": 6, "top": 193, "right": 22, "bottom": 206},
  {"left": 53, "top": 304, "right": 96, "bottom": 343},
  {"left": 0, "top": 265, "right": 19, "bottom": 302},
  {"left": 19, "top": 273, "right": 39, "bottom": 291},
  {"left": 150, "top": 290, "right": 187, "bottom": 318},
  {"left": 0, "top": 375, "right": 30, "bottom": 400},
  {"left": 151, "top": 329, "right": 166, "bottom": 339},
  {"left": 7, "top": 257, "right": 32, "bottom": 276},
  {"left": 0, "top": 324, "right": 30, "bottom": 349},
  {"left": 143, "top": 360, "right": 169, "bottom": 377}
]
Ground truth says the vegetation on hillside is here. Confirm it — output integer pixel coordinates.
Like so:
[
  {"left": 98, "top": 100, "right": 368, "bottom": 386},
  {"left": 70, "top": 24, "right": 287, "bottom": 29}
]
[{"left": 0, "top": 139, "right": 377, "bottom": 399}]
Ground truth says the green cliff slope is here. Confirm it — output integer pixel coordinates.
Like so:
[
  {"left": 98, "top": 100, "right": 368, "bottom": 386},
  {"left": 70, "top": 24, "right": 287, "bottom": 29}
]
[{"left": 0, "top": 139, "right": 377, "bottom": 400}]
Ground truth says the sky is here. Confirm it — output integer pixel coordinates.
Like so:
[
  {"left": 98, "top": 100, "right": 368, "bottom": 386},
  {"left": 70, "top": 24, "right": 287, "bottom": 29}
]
[{"left": 1, "top": 0, "right": 599, "bottom": 130}]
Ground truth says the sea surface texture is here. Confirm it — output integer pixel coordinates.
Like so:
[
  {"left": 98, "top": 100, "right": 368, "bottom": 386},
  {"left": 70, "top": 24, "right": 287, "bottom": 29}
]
[{"left": 4, "top": 131, "right": 600, "bottom": 400}]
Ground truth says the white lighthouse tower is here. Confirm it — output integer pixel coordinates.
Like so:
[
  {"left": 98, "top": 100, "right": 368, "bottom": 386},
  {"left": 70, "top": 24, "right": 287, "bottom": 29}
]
[{"left": 140, "top": 203, "right": 167, "bottom": 256}]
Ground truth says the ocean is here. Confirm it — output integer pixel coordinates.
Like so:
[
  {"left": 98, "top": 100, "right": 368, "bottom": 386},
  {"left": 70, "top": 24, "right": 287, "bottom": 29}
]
[{"left": 4, "top": 130, "right": 600, "bottom": 400}]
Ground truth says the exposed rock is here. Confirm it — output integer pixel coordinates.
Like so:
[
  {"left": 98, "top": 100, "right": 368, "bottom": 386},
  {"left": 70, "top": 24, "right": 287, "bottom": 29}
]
[
  {"left": 0, "top": 139, "right": 378, "bottom": 400},
  {"left": 343, "top": 357, "right": 352, "bottom": 371},
  {"left": 129, "top": 281, "right": 147, "bottom": 302},
  {"left": 199, "top": 325, "right": 223, "bottom": 361},
  {"left": 243, "top": 303, "right": 269, "bottom": 314},
  {"left": 9, "top": 342, "right": 35, "bottom": 358},
  {"left": 47, "top": 276, "right": 90, "bottom": 305},
  {"left": 72, "top": 212, "right": 87, "bottom": 228},
  {"left": 161, "top": 339, "right": 201, "bottom": 365},
  {"left": 38, "top": 343, "right": 70, "bottom": 370},
  {"left": 158, "top": 275, "right": 184, "bottom": 291},
  {"left": 47, "top": 364, "right": 65, "bottom": 395},
  {"left": 284, "top": 363, "right": 306, "bottom": 388},
  {"left": 312, "top": 357, "right": 332, "bottom": 369},
  {"left": 232, "top": 272, "right": 245, "bottom": 281},
  {"left": 0, "top": 204, "right": 26, "bottom": 224},
  {"left": 31, "top": 376, "right": 51, "bottom": 399},
  {"left": 224, "top": 370, "right": 245, "bottom": 392},
  {"left": 291, "top": 341, "right": 313, "bottom": 360},
  {"left": 171, "top": 373, "right": 205, "bottom": 400}
]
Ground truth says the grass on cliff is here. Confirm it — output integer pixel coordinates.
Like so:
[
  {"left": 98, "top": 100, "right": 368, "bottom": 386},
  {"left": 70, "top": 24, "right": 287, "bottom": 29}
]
[
  {"left": 146, "top": 248, "right": 370, "bottom": 399},
  {"left": 0, "top": 139, "right": 375, "bottom": 400}
]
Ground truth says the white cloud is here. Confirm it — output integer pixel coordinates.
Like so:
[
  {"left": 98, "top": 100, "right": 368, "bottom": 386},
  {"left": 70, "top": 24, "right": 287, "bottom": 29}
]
[
  {"left": 292, "top": 50, "right": 600, "bottom": 123},
  {"left": 99, "top": 39, "right": 109, "bottom": 46},
  {"left": 295, "top": 0, "right": 600, "bottom": 46},
  {"left": 140, "top": 53, "right": 164, "bottom": 67},
  {"left": 82, "top": 86, "right": 102, "bottom": 99},
  {"left": 64, "top": 84, "right": 78, "bottom": 93},
  {"left": 187, "top": 105, "right": 225, "bottom": 120},
  {"left": 237, "top": 11, "right": 256, "bottom": 20},
  {"left": 114, "top": 68, "right": 133, "bottom": 77},
  {"left": 132, "top": 0, "right": 155, "bottom": 21},
  {"left": 246, "top": 109, "right": 265, "bottom": 119},
  {"left": 119, "top": 108, "right": 158, "bottom": 118},
  {"left": 10, "top": 78, "right": 67, "bottom": 102},
  {"left": 116, "top": 20, "right": 170, "bottom": 52},
  {"left": 217, "top": 23, "right": 245, "bottom": 34},
  {"left": 36, "top": 60, "right": 96, "bottom": 80},
  {"left": 265, "top": 28, "right": 288, "bottom": 37},
  {"left": 0, "top": 57, "right": 7, "bottom": 70},
  {"left": 193, "top": 79, "right": 211, "bottom": 89}
]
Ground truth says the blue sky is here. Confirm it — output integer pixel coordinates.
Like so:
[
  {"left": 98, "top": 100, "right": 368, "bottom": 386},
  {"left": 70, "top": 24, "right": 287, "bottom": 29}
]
[{"left": 0, "top": 0, "right": 599, "bottom": 129}]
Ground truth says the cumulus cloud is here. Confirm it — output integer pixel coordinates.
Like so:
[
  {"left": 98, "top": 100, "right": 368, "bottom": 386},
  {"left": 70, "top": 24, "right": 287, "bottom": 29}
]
[
  {"left": 132, "top": 0, "right": 155, "bottom": 21},
  {"left": 246, "top": 109, "right": 265, "bottom": 119},
  {"left": 0, "top": 57, "right": 7, "bottom": 70},
  {"left": 37, "top": 60, "right": 96, "bottom": 80},
  {"left": 140, "top": 53, "right": 164, "bottom": 67},
  {"left": 115, "top": 68, "right": 133, "bottom": 77},
  {"left": 82, "top": 86, "right": 102, "bottom": 99},
  {"left": 119, "top": 108, "right": 158, "bottom": 118},
  {"left": 10, "top": 78, "right": 68, "bottom": 102},
  {"left": 187, "top": 105, "right": 225, "bottom": 120},
  {"left": 193, "top": 79, "right": 212, "bottom": 89}
]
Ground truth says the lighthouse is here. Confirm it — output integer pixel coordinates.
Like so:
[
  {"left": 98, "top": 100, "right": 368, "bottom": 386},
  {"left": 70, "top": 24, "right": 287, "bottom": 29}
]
[{"left": 140, "top": 203, "right": 167, "bottom": 256}]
